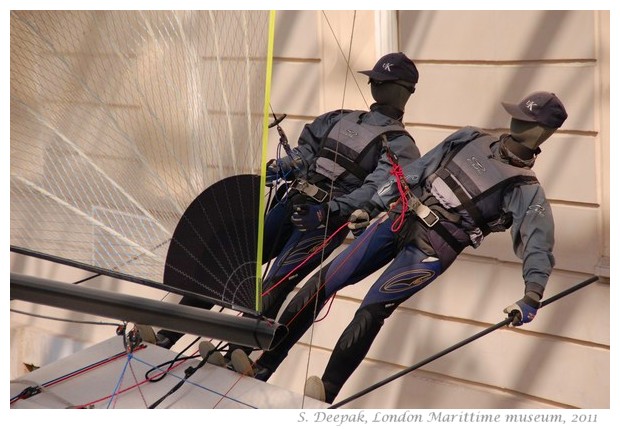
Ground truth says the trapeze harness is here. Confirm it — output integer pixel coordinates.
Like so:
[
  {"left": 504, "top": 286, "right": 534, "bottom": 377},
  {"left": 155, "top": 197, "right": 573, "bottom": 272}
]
[
  {"left": 291, "top": 110, "right": 410, "bottom": 203},
  {"left": 396, "top": 132, "right": 540, "bottom": 254}
]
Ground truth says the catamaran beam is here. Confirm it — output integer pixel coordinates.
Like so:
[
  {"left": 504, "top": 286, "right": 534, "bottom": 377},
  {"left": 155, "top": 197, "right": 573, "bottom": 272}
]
[{"left": 10, "top": 272, "right": 287, "bottom": 351}]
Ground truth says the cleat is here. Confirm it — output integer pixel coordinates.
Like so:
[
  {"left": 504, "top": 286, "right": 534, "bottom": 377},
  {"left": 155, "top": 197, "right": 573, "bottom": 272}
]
[
  {"left": 198, "top": 341, "right": 227, "bottom": 367},
  {"left": 230, "top": 349, "right": 255, "bottom": 376},
  {"left": 304, "top": 376, "right": 326, "bottom": 402}
]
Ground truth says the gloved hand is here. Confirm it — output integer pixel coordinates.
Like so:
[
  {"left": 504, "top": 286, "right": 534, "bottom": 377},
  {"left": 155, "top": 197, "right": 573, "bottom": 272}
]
[
  {"left": 266, "top": 159, "right": 279, "bottom": 183},
  {"left": 348, "top": 209, "right": 370, "bottom": 234},
  {"left": 266, "top": 155, "right": 299, "bottom": 184},
  {"left": 291, "top": 204, "right": 327, "bottom": 231},
  {"left": 503, "top": 291, "right": 541, "bottom": 326}
]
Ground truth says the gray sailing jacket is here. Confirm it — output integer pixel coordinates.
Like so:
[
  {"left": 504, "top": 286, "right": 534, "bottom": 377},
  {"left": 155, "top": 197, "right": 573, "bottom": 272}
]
[
  {"left": 285, "top": 107, "right": 421, "bottom": 218},
  {"left": 369, "top": 126, "right": 555, "bottom": 295}
]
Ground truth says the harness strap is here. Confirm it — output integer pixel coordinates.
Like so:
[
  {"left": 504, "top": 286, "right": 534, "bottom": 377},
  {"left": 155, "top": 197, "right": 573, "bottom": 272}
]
[
  {"left": 426, "top": 219, "right": 466, "bottom": 253},
  {"left": 437, "top": 169, "right": 491, "bottom": 235},
  {"left": 383, "top": 136, "right": 466, "bottom": 253},
  {"left": 316, "top": 147, "right": 369, "bottom": 181}
]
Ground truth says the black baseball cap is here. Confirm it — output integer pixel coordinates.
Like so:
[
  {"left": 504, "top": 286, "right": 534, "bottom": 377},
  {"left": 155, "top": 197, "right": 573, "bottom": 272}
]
[
  {"left": 359, "top": 52, "right": 419, "bottom": 85},
  {"left": 501, "top": 91, "right": 568, "bottom": 128}
]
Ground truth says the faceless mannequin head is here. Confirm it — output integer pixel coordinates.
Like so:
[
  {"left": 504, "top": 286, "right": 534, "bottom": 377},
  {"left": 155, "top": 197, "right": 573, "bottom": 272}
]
[
  {"left": 509, "top": 118, "right": 557, "bottom": 150},
  {"left": 370, "top": 79, "right": 414, "bottom": 111}
]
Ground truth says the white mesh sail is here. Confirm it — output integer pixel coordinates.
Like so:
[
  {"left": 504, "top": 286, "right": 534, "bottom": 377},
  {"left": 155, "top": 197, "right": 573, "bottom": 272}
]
[{"left": 10, "top": 11, "right": 272, "bottom": 312}]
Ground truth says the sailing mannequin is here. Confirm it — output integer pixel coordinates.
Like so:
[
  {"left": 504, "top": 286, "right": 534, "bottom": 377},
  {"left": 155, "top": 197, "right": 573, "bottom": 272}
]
[
  {"left": 249, "top": 91, "right": 567, "bottom": 403},
  {"left": 148, "top": 53, "right": 423, "bottom": 367}
]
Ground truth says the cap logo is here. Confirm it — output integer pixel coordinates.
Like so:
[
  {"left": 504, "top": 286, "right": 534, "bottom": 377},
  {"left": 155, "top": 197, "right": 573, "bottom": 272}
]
[
  {"left": 525, "top": 100, "right": 537, "bottom": 111},
  {"left": 382, "top": 62, "right": 393, "bottom": 72}
]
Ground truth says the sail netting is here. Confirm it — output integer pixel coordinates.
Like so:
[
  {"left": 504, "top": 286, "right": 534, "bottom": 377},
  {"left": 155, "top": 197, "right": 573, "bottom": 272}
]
[{"left": 10, "top": 10, "right": 272, "bottom": 314}]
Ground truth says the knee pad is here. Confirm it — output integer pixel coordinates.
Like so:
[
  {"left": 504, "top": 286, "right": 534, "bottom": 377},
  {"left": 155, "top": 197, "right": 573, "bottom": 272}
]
[
  {"left": 286, "top": 271, "right": 327, "bottom": 317},
  {"left": 338, "top": 303, "right": 391, "bottom": 351}
]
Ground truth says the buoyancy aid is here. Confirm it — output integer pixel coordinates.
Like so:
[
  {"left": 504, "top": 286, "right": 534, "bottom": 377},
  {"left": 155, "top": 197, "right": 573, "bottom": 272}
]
[
  {"left": 314, "top": 111, "right": 409, "bottom": 185},
  {"left": 426, "top": 130, "right": 539, "bottom": 236}
]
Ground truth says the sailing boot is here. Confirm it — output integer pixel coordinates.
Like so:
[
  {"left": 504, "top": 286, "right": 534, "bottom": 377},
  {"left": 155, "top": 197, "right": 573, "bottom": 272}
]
[
  {"left": 253, "top": 365, "right": 274, "bottom": 381},
  {"left": 198, "top": 341, "right": 227, "bottom": 367},
  {"left": 133, "top": 325, "right": 174, "bottom": 349},
  {"left": 229, "top": 349, "right": 255, "bottom": 376},
  {"left": 134, "top": 325, "right": 157, "bottom": 344},
  {"left": 229, "top": 349, "right": 275, "bottom": 380},
  {"left": 304, "top": 376, "right": 326, "bottom": 402}
]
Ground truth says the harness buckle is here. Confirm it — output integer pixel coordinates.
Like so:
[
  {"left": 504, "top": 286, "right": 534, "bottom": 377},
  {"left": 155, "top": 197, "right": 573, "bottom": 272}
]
[
  {"left": 291, "top": 179, "right": 328, "bottom": 203},
  {"left": 411, "top": 200, "right": 440, "bottom": 228}
]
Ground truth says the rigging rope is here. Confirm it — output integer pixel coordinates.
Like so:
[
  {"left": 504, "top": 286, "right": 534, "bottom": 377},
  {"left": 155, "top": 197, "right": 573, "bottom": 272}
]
[
  {"left": 301, "top": 10, "right": 362, "bottom": 409},
  {"left": 19, "top": 344, "right": 257, "bottom": 409},
  {"left": 10, "top": 346, "right": 144, "bottom": 406},
  {"left": 328, "top": 276, "right": 600, "bottom": 408},
  {"left": 10, "top": 308, "right": 122, "bottom": 327},
  {"left": 77, "top": 352, "right": 199, "bottom": 409}
]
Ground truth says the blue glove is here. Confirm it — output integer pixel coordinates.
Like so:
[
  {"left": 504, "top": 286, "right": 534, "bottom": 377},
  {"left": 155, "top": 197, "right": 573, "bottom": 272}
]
[
  {"left": 266, "top": 159, "right": 292, "bottom": 183},
  {"left": 291, "top": 204, "right": 327, "bottom": 231},
  {"left": 266, "top": 159, "right": 279, "bottom": 183},
  {"left": 503, "top": 291, "right": 541, "bottom": 326},
  {"left": 266, "top": 155, "right": 300, "bottom": 184}
]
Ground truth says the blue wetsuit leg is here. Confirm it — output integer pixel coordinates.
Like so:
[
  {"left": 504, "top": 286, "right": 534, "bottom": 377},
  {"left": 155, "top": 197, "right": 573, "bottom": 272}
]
[
  {"left": 320, "top": 243, "right": 446, "bottom": 403},
  {"left": 256, "top": 218, "right": 399, "bottom": 373}
]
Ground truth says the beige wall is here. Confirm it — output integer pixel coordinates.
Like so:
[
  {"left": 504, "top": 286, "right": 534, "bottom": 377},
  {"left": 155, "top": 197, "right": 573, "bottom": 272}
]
[
  {"left": 264, "top": 10, "right": 610, "bottom": 409},
  {"left": 10, "top": 10, "right": 610, "bottom": 409}
]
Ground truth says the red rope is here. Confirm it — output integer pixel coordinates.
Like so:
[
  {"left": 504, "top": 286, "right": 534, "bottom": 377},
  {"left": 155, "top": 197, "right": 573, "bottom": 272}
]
[
  {"left": 387, "top": 153, "right": 410, "bottom": 233},
  {"left": 313, "top": 294, "right": 335, "bottom": 322}
]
